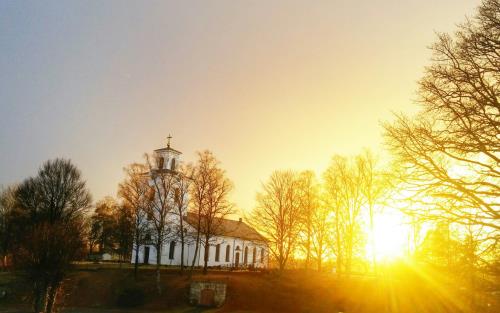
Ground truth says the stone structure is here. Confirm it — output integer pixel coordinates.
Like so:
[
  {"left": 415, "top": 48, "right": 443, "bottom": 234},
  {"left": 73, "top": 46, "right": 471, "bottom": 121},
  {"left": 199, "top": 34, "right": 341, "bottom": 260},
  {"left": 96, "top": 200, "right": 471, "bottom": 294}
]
[{"left": 189, "top": 280, "right": 227, "bottom": 307}]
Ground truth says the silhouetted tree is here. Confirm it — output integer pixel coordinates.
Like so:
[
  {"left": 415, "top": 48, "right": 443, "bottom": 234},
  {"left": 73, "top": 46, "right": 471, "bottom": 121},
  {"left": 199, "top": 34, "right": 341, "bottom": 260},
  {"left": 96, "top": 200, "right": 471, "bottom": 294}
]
[
  {"left": 118, "top": 163, "right": 151, "bottom": 280},
  {"left": 0, "top": 185, "right": 16, "bottom": 270},
  {"left": 12, "top": 159, "right": 91, "bottom": 313},
  {"left": 92, "top": 197, "right": 118, "bottom": 253},
  {"left": 383, "top": 0, "right": 499, "bottom": 232},
  {"left": 115, "top": 203, "right": 134, "bottom": 263},
  {"left": 383, "top": 1, "right": 499, "bottom": 309},
  {"left": 250, "top": 171, "right": 302, "bottom": 274}
]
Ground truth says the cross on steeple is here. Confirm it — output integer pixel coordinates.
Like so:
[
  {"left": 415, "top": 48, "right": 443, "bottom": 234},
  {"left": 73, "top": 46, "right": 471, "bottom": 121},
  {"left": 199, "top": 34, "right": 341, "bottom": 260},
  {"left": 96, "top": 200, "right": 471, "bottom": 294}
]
[{"left": 167, "top": 134, "right": 172, "bottom": 148}]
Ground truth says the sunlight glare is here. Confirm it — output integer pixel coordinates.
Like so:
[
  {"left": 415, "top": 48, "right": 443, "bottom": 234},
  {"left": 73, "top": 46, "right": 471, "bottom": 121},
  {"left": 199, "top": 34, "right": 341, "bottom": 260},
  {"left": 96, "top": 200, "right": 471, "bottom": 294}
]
[{"left": 367, "top": 210, "right": 409, "bottom": 261}]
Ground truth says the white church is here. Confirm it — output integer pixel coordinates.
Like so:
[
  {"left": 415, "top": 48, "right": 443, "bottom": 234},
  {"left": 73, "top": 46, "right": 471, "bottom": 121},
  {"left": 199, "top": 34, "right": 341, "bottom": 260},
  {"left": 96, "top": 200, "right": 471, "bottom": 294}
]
[{"left": 131, "top": 138, "right": 269, "bottom": 269}]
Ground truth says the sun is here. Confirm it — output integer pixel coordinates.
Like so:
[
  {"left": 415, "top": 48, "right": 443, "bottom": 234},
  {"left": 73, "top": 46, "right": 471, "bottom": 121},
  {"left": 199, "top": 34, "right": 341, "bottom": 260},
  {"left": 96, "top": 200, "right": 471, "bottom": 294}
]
[{"left": 366, "top": 209, "right": 409, "bottom": 262}]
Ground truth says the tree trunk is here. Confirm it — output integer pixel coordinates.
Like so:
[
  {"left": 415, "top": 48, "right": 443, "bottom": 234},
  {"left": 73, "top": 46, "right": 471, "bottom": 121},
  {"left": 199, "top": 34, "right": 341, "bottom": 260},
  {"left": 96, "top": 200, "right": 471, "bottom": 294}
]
[
  {"left": 369, "top": 202, "right": 377, "bottom": 276},
  {"left": 33, "top": 281, "right": 48, "bottom": 313},
  {"left": 179, "top": 217, "right": 185, "bottom": 274},
  {"left": 189, "top": 228, "right": 201, "bottom": 278},
  {"left": 203, "top": 236, "right": 210, "bottom": 275},
  {"left": 180, "top": 230, "right": 185, "bottom": 274},
  {"left": 305, "top": 224, "right": 311, "bottom": 271},
  {"left": 45, "top": 282, "right": 60, "bottom": 313},
  {"left": 156, "top": 243, "right": 162, "bottom": 295},
  {"left": 134, "top": 233, "right": 140, "bottom": 281}
]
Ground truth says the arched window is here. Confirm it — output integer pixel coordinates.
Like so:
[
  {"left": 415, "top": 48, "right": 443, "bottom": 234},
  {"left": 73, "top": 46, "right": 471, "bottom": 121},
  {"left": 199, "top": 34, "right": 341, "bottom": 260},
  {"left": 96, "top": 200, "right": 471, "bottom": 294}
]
[
  {"left": 225, "top": 245, "right": 231, "bottom": 262},
  {"left": 261, "top": 248, "right": 265, "bottom": 263},
  {"left": 170, "top": 158, "right": 176, "bottom": 170},
  {"left": 157, "top": 157, "right": 164, "bottom": 169},
  {"left": 252, "top": 247, "right": 256, "bottom": 264},
  {"left": 215, "top": 244, "right": 221, "bottom": 262},
  {"left": 169, "top": 241, "right": 176, "bottom": 259},
  {"left": 244, "top": 246, "right": 248, "bottom": 264}
]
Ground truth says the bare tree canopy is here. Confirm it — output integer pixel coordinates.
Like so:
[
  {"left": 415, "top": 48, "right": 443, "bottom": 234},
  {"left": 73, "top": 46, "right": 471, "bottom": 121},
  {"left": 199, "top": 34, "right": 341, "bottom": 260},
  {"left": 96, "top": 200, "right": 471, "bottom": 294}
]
[
  {"left": 118, "top": 163, "right": 152, "bottom": 280},
  {"left": 250, "top": 170, "right": 302, "bottom": 273},
  {"left": 323, "top": 156, "right": 366, "bottom": 277},
  {"left": 188, "top": 150, "right": 234, "bottom": 274},
  {"left": 144, "top": 153, "right": 177, "bottom": 294},
  {"left": 12, "top": 159, "right": 91, "bottom": 313},
  {"left": 383, "top": 0, "right": 500, "bottom": 232},
  {"left": 0, "top": 185, "right": 17, "bottom": 271},
  {"left": 172, "top": 163, "right": 193, "bottom": 273},
  {"left": 296, "top": 171, "right": 321, "bottom": 270}
]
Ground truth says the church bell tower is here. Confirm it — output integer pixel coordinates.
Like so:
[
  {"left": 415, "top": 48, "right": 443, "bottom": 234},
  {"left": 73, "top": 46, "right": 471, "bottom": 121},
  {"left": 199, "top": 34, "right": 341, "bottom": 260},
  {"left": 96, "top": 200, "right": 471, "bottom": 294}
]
[{"left": 154, "top": 135, "right": 182, "bottom": 171}]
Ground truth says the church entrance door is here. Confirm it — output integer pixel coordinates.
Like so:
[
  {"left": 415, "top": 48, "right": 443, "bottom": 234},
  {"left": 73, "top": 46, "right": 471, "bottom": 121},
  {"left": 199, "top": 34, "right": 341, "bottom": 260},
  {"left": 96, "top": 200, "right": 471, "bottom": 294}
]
[{"left": 235, "top": 252, "right": 240, "bottom": 268}]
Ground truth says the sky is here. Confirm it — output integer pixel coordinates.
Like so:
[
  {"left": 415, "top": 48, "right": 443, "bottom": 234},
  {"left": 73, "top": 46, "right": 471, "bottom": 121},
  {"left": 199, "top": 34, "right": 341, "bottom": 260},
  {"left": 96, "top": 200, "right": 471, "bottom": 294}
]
[{"left": 0, "top": 0, "right": 479, "bottom": 214}]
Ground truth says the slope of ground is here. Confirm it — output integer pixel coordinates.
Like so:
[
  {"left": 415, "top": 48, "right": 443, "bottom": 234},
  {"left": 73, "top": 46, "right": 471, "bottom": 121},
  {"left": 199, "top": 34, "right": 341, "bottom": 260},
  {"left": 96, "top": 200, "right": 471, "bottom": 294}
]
[{"left": 0, "top": 263, "right": 497, "bottom": 312}]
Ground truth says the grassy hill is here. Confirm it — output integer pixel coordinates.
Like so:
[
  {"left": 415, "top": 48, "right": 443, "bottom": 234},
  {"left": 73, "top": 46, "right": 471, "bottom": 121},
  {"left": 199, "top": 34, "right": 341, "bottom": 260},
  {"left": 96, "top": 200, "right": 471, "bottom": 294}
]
[{"left": 0, "top": 263, "right": 495, "bottom": 313}]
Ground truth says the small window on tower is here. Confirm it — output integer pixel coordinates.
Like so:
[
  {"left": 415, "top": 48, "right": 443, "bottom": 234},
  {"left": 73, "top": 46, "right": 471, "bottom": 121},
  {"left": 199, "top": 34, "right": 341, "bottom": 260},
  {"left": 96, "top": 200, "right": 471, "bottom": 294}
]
[
  {"left": 170, "top": 158, "right": 176, "bottom": 170},
  {"left": 157, "top": 157, "right": 164, "bottom": 169}
]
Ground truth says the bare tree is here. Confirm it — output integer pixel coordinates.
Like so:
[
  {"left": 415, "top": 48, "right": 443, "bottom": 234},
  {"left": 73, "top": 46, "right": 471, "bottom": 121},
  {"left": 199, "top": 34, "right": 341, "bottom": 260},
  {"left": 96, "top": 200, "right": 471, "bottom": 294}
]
[
  {"left": 186, "top": 151, "right": 233, "bottom": 275},
  {"left": 383, "top": 0, "right": 499, "bottom": 232},
  {"left": 198, "top": 155, "right": 233, "bottom": 274},
  {"left": 92, "top": 197, "right": 118, "bottom": 253},
  {"left": 144, "top": 154, "right": 176, "bottom": 294},
  {"left": 0, "top": 186, "right": 16, "bottom": 271},
  {"left": 188, "top": 151, "right": 215, "bottom": 275},
  {"left": 118, "top": 163, "right": 151, "bottom": 280},
  {"left": 173, "top": 163, "right": 192, "bottom": 274},
  {"left": 296, "top": 171, "right": 320, "bottom": 270},
  {"left": 323, "top": 156, "right": 366, "bottom": 277},
  {"left": 357, "top": 149, "right": 389, "bottom": 275},
  {"left": 310, "top": 197, "right": 331, "bottom": 272},
  {"left": 12, "top": 159, "right": 91, "bottom": 313},
  {"left": 115, "top": 203, "right": 134, "bottom": 264},
  {"left": 250, "top": 170, "right": 302, "bottom": 274}
]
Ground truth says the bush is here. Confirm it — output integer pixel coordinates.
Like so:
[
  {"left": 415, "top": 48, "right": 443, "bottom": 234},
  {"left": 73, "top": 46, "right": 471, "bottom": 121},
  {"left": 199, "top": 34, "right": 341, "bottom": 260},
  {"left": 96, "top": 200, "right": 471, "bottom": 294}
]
[{"left": 115, "top": 284, "right": 145, "bottom": 308}]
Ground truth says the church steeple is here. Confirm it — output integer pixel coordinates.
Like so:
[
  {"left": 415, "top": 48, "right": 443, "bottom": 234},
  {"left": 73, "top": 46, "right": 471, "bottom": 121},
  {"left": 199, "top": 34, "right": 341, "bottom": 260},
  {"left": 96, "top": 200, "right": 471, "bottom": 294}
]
[{"left": 154, "top": 135, "right": 182, "bottom": 171}]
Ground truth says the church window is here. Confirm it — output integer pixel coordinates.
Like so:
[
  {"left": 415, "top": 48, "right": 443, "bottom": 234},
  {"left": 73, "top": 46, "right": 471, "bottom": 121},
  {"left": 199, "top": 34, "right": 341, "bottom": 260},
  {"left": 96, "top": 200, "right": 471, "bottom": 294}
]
[
  {"left": 215, "top": 244, "right": 220, "bottom": 262},
  {"left": 261, "top": 248, "right": 265, "bottom": 263},
  {"left": 225, "top": 245, "right": 231, "bottom": 262},
  {"left": 170, "top": 158, "right": 176, "bottom": 170},
  {"left": 169, "top": 241, "right": 176, "bottom": 259},
  {"left": 244, "top": 246, "right": 248, "bottom": 264},
  {"left": 252, "top": 247, "right": 256, "bottom": 264},
  {"left": 157, "top": 157, "right": 164, "bottom": 169}
]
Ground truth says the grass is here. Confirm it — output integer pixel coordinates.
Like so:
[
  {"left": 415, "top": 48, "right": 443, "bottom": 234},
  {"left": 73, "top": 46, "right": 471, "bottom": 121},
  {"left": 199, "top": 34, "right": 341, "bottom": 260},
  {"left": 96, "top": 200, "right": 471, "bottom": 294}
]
[{"left": 0, "top": 263, "right": 497, "bottom": 312}]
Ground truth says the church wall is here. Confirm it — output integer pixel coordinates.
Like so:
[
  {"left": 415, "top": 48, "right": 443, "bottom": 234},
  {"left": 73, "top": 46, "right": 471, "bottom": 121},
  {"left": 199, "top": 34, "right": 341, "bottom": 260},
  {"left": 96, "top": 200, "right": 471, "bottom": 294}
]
[{"left": 132, "top": 234, "right": 269, "bottom": 268}]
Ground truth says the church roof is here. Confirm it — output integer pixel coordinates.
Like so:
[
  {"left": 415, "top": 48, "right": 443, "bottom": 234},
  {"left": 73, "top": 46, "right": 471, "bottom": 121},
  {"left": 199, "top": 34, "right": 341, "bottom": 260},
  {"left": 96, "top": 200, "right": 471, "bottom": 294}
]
[
  {"left": 184, "top": 212, "right": 267, "bottom": 243},
  {"left": 154, "top": 146, "right": 182, "bottom": 154}
]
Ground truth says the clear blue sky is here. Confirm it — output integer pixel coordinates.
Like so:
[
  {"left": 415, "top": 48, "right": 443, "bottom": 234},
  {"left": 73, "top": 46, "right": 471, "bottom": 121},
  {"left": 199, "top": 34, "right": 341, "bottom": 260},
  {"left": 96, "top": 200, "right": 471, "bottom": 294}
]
[{"left": 0, "top": 0, "right": 478, "bottom": 212}]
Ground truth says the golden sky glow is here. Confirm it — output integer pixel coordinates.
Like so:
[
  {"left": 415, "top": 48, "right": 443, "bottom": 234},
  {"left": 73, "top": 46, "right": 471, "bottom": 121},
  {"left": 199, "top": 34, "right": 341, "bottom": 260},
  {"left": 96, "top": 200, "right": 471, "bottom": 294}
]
[{"left": 0, "top": 0, "right": 479, "bottom": 214}]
